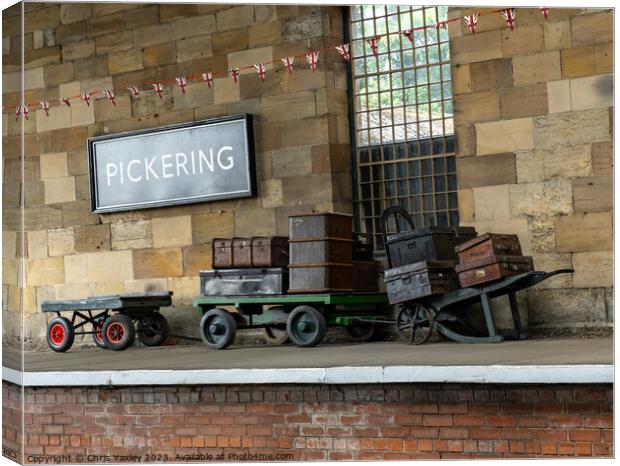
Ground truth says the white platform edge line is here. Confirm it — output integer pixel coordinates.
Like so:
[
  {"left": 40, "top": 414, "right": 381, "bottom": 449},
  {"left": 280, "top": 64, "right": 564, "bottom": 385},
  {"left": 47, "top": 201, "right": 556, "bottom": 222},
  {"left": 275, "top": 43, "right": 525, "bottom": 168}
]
[{"left": 2, "top": 365, "right": 613, "bottom": 386}]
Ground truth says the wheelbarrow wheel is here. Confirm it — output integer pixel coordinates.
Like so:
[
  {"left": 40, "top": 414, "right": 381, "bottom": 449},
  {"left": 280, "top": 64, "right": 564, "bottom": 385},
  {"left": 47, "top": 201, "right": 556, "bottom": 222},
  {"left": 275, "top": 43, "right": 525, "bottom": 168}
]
[
  {"left": 262, "top": 326, "right": 289, "bottom": 345},
  {"left": 200, "top": 308, "right": 237, "bottom": 349},
  {"left": 343, "top": 324, "right": 375, "bottom": 342},
  {"left": 286, "top": 305, "right": 326, "bottom": 347},
  {"left": 102, "top": 314, "right": 136, "bottom": 351},
  {"left": 396, "top": 304, "right": 434, "bottom": 345},
  {"left": 137, "top": 313, "right": 169, "bottom": 347},
  {"left": 92, "top": 316, "right": 107, "bottom": 349},
  {"left": 47, "top": 316, "right": 75, "bottom": 352}
]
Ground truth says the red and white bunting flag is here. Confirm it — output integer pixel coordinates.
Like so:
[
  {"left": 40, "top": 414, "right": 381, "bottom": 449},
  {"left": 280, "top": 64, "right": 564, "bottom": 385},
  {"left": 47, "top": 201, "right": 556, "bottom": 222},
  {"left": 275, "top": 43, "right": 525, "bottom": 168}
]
[
  {"left": 335, "top": 44, "right": 350, "bottom": 62},
  {"left": 127, "top": 84, "right": 140, "bottom": 97},
  {"left": 436, "top": 20, "right": 448, "bottom": 30},
  {"left": 22, "top": 104, "right": 29, "bottom": 120},
  {"left": 81, "top": 92, "right": 91, "bottom": 106},
  {"left": 281, "top": 56, "right": 294, "bottom": 74},
  {"left": 500, "top": 8, "right": 517, "bottom": 30},
  {"left": 539, "top": 7, "right": 549, "bottom": 20},
  {"left": 464, "top": 13, "right": 480, "bottom": 34},
  {"left": 175, "top": 76, "right": 187, "bottom": 94},
  {"left": 367, "top": 36, "right": 382, "bottom": 56},
  {"left": 254, "top": 63, "right": 267, "bottom": 81},
  {"left": 153, "top": 82, "right": 164, "bottom": 99},
  {"left": 305, "top": 51, "right": 319, "bottom": 72},
  {"left": 229, "top": 68, "right": 240, "bottom": 83},
  {"left": 40, "top": 100, "right": 50, "bottom": 117},
  {"left": 103, "top": 89, "right": 116, "bottom": 106},
  {"left": 201, "top": 72, "right": 213, "bottom": 88},
  {"left": 15, "top": 105, "right": 21, "bottom": 121},
  {"left": 62, "top": 97, "right": 71, "bottom": 107},
  {"left": 403, "top": 29, "right": 413, "bottom": 43}
]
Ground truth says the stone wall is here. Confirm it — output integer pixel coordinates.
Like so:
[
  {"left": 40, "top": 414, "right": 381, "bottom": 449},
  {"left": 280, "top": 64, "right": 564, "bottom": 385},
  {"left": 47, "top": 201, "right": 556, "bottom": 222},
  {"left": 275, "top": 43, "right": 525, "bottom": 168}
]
[
  {"left": 448, "top": 7, "right": 613, "bottom": 332},
  {"left": 2, "top": 2, "right": 351, "bottom": 349}
]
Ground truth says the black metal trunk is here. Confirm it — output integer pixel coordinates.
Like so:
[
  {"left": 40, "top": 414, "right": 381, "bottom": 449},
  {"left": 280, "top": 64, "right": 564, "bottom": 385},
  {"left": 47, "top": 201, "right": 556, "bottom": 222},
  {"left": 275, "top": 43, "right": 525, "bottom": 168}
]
[
  {"left": 200, "top": 268, "right": 288, "bottom": 296},
  {"left": 384, "top": 260, "right": 458, "bottom": 304},
  {"left": 289, "top": 239, "right": 353, "bottom": 265}
]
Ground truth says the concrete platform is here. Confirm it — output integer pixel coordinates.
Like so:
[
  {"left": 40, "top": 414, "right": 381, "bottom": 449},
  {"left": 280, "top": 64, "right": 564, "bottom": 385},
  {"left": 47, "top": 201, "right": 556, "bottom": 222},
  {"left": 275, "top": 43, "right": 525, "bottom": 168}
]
[{"left": 2, "top": 337, "right": 613, "bottom": 386}]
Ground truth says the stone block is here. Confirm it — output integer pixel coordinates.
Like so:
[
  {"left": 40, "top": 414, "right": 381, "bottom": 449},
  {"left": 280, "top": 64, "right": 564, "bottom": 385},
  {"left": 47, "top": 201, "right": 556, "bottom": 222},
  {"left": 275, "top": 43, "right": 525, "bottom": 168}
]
[
  {"left": 152, "top": 216, "right": 193, "bottom": 248},
  {"left": 501, "top": 24, "right": 544, "bottom": 57},
  {"left": 255, "top": 5, "right": 276, "bottom": 22},
  {"left": 24, "top": 205, "right": 63, "bottom": 231},
  {"left": 44, "top": 177, "right": 76, "bottom": 204},
  {"left": 64, "top": 254, "right": 88, "bottom": 284},
  {"left": 94, "top": 30, "right": 133, "bottom": 55},
  {"left": 512, "top": 51, "right": 561, "bottom": 85},
  {"left": 123, "top": 278, "right": 168, "bottom": 294},
  {"left": 44, "top": 62, "right": 74, "bottom": 87},
  {"left": 94, "top": 94, "right": 132, "bottom": 121},
  {"left": 95, "top": 281, "right": 124, "bottom": 295},
  {"left": 172, "top": 15, "right": 217, "bottom": 40},
  {"left": 47, "top": 227, "right": 74, "bottom": 256},
  {"left": 235, "top": 208, "right": 277, "bottom": 236},
  {"left": 212, "top": 28, "right": 249, "bottom": 55},
  {"left": 543, "top": 144, "right": 592, "bottom": 179},
  {"left": 74, "top": 55, "right": 108, "bottom": 80},
  {"left": 61, "top": 39, "right": 95, "bottom": 61},
  {"left": 470, "top": 217, "right": 531, "bottom": 255},
  {"left": 475, "top": 118, "right": 534, "bottom": 156},
  {"left": 515, "top": 151, "right": 544, "bottom": 183},
  {"left": 282, "top": 69, "right": 326, "bottom": 93},
  {"left": 67, "top": 151, "right": 89, "bottom": 176},
  {"left": 282, "top": 174, "right": 333, "bottom": 207},
  {"left": 182, "top": 244, "right": 212, "bottom": 277},
  {"left": 56, "top": 21, "right": 86, "bottom": 44},
  {"left": 570, "top": 74, "right": 613, "bottom": 111},
  {"left": 454, "top": 124, "right": 475, "bottom": 157},
  {"left": 133, "top": 24, "right": 173, "bottom": 48},
  {"left": 40, "top": 152, "right": 68, "bottom": 179},
  {"left": 158, "top": 108, "right": 194, "bottom": 126},
  {"left": 271, "top": 146, "right": 313, "bottom": 178},
  {"left": 239, "top": 73, "right": 282, "bottom": 100},
  {"left": 133, "top": 248, "right": 183, "bottom": 279},
  {"left": 280, "top": 117, "right": 329, "bottom": 147},
  {"left": 531, "top": 253, "right": 573, "bottom": 288},
  {"left": 61, "top": 200, "right": 99, "bottom": 228},
  {"left": 108, "top": 49, "right": 143, "bottom": 74},
  {"left": 573, "top": 176, "right": 612, "bottom": 213},
  {"left": 74, "top": 224, "right": 111, "bottom": 253},
  {"left": 111, "top": 220, "right": 153, "bottom": 250},
  {"left": 192, "top": 212, "right": 235, "bottom": 244},
  {"left": 142, "top": 41, "right": 176, "bottom": 68},
  {"left": 123, "top": 5, "right": 159, "bottom": 29},
  {"left": 450, "top": 30, "right": 502, "bottom": 65},
  {"left": 457, "top": 189, "right": 474, "bottom": 223},
  {"left": 28, "top": 230, "right": 48, "bottom": 259},
  {"left": 526, "top": 288, "right": 606, "bottom": 327},
  {"left": 450, "top": 63, "right": 470, "bottom": 95},
  {"left": 572, "top": 250, "right": 612, "bottom": 288},
  {"left": 172, "top": 82, "right": 213, "bottom": 110},
  {"left": 249, "top": 21, "right": 282, "bottom": 48},
  {"left": 555, "top": 212, "right": 612, "bottom": 252},
  {"left": 561, "top": 43, "right": 612, "bottom": 79},
  {"left": 92, "top": 3, "right": 137, "bottom": 16},
  {"left": 87, "top": 12, "right": 123, "bottom": 38},
  {"left": 2, "top": 258, "right": 18, "bottom": 286},
  {"left": 260, "top": 179, "right": 283, "bottom": 208},
  {"left": 176, "top": 34, "right": 213, "bottom": 62},
  {"left": 456, "top": 153, "right": 517, "bottom": 189},
  {"left": 70, "top": 99, "right": 95, "bottom": 127},
  {"left": 26, "top": 257, "right": 65, "bottom": 286},
  {"left": 159, "top": 3, "right": 199, "bottom": 21},
  {"left": 216, "top": 6, "right": 254, "bottom": 31},
  {"left": 509, "top": 178, "right": 573, "bottom": 218},
  {"left": 87, "top": 250, "right": 134, "bottom": 282},
  {"left": 534, "top": 108, "right": 610, "bottom": 150},
  {"left": 571, "top": 11, "right": 612, "bottom": 47},
  {"left": 591, "top": 141, "right": 612, "bottom": 176},
  {"left": 500, "top": 84, "right": 548, "bottom": 119},
  {"left": 168, "top": 277, "right": 201, "bottom": 305},
  {"left": 228, "top": 46, "right": 273, "bottom": 75},
  {"left": 453, "top": 91, "right": 500, "bottom": 124},
  {"left": 473, "top": 185, "right": 510, "bottom": 221},
  {"left": 213, "top": 77, "right": 240, "bottom": 104},
  {"left": 60, "top": 3, "right": 92, "bottom": 24},
  {"left": 262, "top": 91, "right": 315, "bottom": 122},
  {"left": 282, "top": 12, "right": 324, "bottom": 41},
  {"left": 543, "top": 20, "right": 570, "bottom": 50},
  {"left": 546, "top": 80, "right": 571, "bottom": 113}
]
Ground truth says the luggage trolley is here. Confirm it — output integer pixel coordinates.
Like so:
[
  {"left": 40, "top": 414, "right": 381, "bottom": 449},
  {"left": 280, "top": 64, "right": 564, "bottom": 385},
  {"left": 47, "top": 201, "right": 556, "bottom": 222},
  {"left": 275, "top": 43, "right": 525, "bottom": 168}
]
[{"left": 41, "top": 292, "right": 172, "bottom": 352}]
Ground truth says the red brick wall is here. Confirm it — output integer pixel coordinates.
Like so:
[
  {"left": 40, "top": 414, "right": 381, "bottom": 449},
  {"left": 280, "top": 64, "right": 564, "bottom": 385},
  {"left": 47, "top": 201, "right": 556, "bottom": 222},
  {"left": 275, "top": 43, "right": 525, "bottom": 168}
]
[{"left": 3, "top": 381, "right": 613, "bottom": 462}]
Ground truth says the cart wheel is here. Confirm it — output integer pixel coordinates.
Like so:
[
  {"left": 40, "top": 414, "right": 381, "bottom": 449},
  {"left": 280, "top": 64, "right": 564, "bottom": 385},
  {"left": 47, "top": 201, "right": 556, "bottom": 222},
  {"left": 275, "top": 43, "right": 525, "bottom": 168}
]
[
  {"left": 200, "top": 308, "right": 237, "bottom": 349},
  {"left": 137, "top": 313, "right": 169, "bottom": 347},
  {"left": 262, "top": 326, "right": 289, "bottom": 345},
  {"left": 396, "top": 304, "right": 434, "bottom": 345},
  {"left": 92, "top": 316, "right": 107, "bottom": 349},
  {"left": 343, "top": 324, "right": 375, "bottom": 342},
  {"left": 47, "top": 317, "right": 75, "bottom": 352},
  {"left": 286, "top": 305, "right": 327, "bottom": 347},
  {"left": 102, "top": 314, "right": 136, "bottom": 351}
]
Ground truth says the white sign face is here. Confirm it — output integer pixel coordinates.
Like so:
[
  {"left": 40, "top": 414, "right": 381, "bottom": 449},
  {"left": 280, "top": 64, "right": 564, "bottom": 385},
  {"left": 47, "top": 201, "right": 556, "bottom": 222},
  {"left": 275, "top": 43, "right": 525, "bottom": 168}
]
[{"left": 88, "top": 115, "right": 255, "bottom": 213}]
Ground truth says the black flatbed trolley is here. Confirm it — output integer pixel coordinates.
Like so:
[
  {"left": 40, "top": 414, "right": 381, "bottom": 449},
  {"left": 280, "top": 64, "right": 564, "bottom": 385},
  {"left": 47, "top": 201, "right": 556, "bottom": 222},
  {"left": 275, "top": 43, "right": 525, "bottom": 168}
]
[
  {"left": 41, "top": 292, "right": 172, "bottom": 352},
  {"left": 193, "top": 292, "right": 390, "bottom": 349},
  {"left": 395, "top": 269, "right": 575, "bottom": 344}
]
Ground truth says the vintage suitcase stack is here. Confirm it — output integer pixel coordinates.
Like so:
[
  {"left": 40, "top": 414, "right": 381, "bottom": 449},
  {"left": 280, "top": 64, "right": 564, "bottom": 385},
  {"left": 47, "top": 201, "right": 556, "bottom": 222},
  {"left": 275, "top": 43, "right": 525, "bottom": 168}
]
[{"left": 454, "top": 233, "right": 533, "bottom": 287}]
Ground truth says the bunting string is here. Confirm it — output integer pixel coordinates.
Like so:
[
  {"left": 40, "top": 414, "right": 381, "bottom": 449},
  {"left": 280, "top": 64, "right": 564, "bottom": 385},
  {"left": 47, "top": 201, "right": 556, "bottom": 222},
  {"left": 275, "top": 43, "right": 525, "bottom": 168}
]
[{"left": 7, "top": 7, "right": 551, "bottom": 119}]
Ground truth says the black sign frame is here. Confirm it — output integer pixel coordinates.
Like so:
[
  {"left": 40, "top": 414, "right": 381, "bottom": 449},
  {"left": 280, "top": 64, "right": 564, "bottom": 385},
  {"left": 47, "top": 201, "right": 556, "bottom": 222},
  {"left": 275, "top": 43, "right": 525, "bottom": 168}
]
[{"left": 87, "top": 114, "right": 256, "bottom": 213}]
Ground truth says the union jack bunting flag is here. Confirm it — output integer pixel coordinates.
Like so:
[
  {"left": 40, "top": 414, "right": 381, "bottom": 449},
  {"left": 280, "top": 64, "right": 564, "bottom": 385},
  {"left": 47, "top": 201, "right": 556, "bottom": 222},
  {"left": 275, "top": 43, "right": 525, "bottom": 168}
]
[
  {"left": 153, "top": 82, "right": 164, "bottom": 99},
  {"left": 103, "top": 89, "right": 116, "bottom": 106},
  {"left": 254, "top": 63, "right": 267, "bottom": 81},
  {"left": 403, "top": 29, "right": 413, "bottom": 43},
  {"left": 40, "top": 100, "right": 50, "bottom": 117},
  {"left": 175, "top": 76, "right": 187, "bottom": 94},
  {"left": 81, "top": 92, "right": 91, "bottom": 106},
  {"left": 335, "top": 44, "right": 350, "bottom": 62},
  {"left": 62, "top": 97, "right": 71, "bottom": 107},
  {"left": 229, "top": 68, "right": 240, "bottom": 83},
  {"left": 22, "top": 104, "right": 29, "bottom": 120},
  {"left": 436, "top": 20, "right": 448, "bottom": 30},
  {"left": 201, "top": 72, "right": 213, "bottom": 88},
  {"left": 281, "top": 56, "right": 294, "bottom": 74},
  {"left": 464, "top": 13, "right": 480, "bottom": 34},
  {"left": 15, "top": 105, "right": 21, "bottom": 121},
  {"left": 305, "top": 51, "right": 319, "bottom": 72},
  {"left": 127, "top": 84, "right": 140, "bottom": 97},
  {"left": 539, "top": 7, "right": 549, "bottom": 20},
  {"left": 500, "top": 9, "right": 517, "bottom": 30},
  {"left": 367, "top": 36, "right": 382, "bottom": 56}
]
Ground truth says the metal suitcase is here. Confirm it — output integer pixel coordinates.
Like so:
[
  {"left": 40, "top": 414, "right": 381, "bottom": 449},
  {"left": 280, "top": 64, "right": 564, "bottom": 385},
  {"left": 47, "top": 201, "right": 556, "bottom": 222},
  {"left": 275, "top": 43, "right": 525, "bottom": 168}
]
[
  {"left": 289, "top": 238, "right": 353, "bottom": 265},
  {"left": 200, "top": 268, "right": 288, "bottom": 296},
  {"left": 251, "top": 236, "right": 289, "bottom": 268},
  {"left": 289, "top": 213, "right": 352, "bottom": 240},
  {"left": 288, "top": 264, "right": 353, "bottom": 293},
  {"left": 384, "top": 260, "right": 458, "bottom": 304},
  {"left": 455, "top": 233, "right": 522, "bottom": 264},
  {"left": 455, "top": 255, "right": 534, "bottom": 287}
]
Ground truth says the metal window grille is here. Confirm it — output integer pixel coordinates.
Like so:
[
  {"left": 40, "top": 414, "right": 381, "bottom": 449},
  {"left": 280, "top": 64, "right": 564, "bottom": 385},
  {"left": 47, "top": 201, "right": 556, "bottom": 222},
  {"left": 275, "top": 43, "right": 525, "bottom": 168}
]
[{"left": 349, "top": 5, "right": 458, "bottom": 250}]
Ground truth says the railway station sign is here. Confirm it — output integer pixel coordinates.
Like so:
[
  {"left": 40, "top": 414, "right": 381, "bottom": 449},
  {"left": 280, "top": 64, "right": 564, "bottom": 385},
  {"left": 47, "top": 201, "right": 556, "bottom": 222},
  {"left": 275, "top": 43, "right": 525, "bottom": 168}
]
[{"left": 88, "top": 114, "right": 256, "bottom": 213}]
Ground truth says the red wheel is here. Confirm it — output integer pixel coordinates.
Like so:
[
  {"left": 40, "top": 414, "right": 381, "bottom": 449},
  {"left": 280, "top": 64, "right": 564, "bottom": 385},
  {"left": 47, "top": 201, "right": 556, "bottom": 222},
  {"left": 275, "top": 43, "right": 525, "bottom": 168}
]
[
  {"left": 46, "top": 317, "right": 74, "bottom": 352},
  {"left": 92, "top": 317, "right": 107, "bottom": 349},
  {"left": 106, "top": 322, "right": 124, "bottom": 343},
  {"left": 101, "top": 314, "right": 135, "bottom": 351}
]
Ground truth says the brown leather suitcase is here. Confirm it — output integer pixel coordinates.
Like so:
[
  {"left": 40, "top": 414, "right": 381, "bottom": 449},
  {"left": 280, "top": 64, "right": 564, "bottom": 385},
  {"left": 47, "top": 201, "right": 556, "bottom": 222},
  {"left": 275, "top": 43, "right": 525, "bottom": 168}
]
[
  {"left": 232, "top": 238, "right": 252, "bottom": 267},
  {"left": 251, "top": 236, "right": 289, "bottom": 268},
  {"left": 455, "top": 233, "right": 522, "bottom": 263},
  {"left": 212, "top": 239, "right": 234, "bottom": 269},
  {"left": 352, "top": 260, "right": 381, "bottom": 292},
  {"left": 288, "top": 264, "right": 353, "bottom": 293},
  {"left": 455, "top": 255, "right": 534, "bottom": 287},
  {"left": 289, "top": 238, "right": 353, "bottom": 265},
  {"left": 384, "top": 260, "right": 458, "bottom": 304},
  {"left": 289, "top": 213, "right": 353, "bottom": 240}
]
